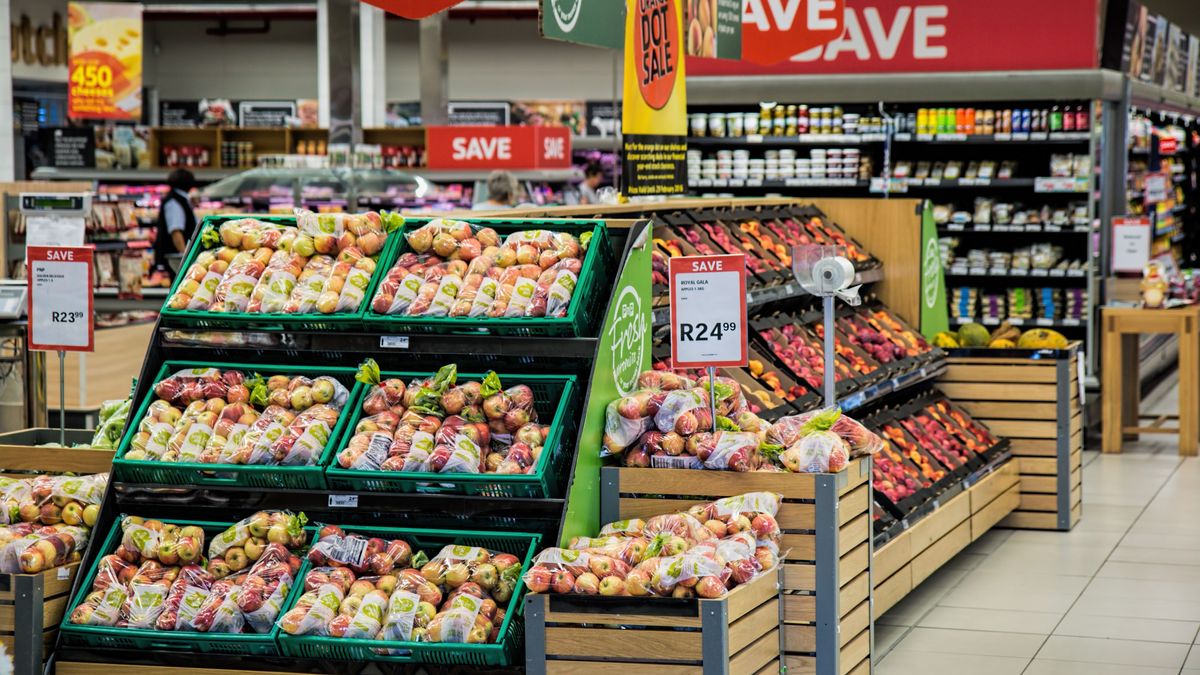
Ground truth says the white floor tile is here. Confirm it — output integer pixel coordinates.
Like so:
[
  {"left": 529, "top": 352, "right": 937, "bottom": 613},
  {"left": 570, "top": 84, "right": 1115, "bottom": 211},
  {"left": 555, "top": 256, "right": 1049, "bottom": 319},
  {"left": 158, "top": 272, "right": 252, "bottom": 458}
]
[
  {"left": 1096, "top": 560, "right": 1200, "bottom": 582},
  {"left": 1186, "top": 645, "right": 1200, "bottom": 669},
  {"left": 889, "top": 627, "right": 1044, "bottom": 657},
  {"left": 1034, "top": 635, "right": 1190, "bottom": 668},
  {"left": 1109, "top": 543, "right": 1200, "bottom": 565},
  {"left": 1054, "top": 610, "right": 1199, "bottom": 644},
  {"left": 875, "top": 649, "right": 1030, "bottom": 675},
  {"left": 917, "top": 606, "right": 1061, "bottom": 635},
  {"left": 873, "top": 622, "right": 909, "bottom": 656},
  {"left": 1022, "top": 659, "right": 1179, "bottom": 675}
]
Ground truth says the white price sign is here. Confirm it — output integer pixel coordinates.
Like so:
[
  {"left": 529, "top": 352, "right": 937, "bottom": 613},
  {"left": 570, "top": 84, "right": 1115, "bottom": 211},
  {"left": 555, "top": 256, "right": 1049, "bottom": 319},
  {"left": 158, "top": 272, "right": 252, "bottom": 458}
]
[
  {"left": 669, "top": 254, "right": 747, "bottom": 368},
  {"left": 27, "top": 246, "right": 94, "bottom": 352},
  {"left": 1111, "top": 216, "right": 1151, "bottom": 273}
]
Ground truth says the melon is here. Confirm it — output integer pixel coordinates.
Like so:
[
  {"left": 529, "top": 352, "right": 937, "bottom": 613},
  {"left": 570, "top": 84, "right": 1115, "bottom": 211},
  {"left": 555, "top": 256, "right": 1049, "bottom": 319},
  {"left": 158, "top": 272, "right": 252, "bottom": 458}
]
[
  {"left": 1017, "top": 329, "right": 1068, "bottom": 349},
  {"left": 989, "top": 339, "right": 1016, "bottom": 348},
  {"left": 956, "top": 323, "right": 990, "bottom": 347},
  {"left": 932, "top": 331, "right": 959, "bottom": 348}
]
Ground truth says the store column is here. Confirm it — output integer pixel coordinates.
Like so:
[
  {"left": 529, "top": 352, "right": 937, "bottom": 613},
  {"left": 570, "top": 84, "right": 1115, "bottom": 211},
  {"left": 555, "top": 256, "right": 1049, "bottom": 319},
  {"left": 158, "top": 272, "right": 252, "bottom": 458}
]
[
  {"left": 419, "top": 12, "right": 448, "bottom": 126},
  {"left": 0, "top": 0, "right": 15, "bottom": 181},
  {"left": 360, "top": 4, "right": 386, "bottom": 128},
  {"left": 317, "top": 0, "right": 362, "bottom": 142}
]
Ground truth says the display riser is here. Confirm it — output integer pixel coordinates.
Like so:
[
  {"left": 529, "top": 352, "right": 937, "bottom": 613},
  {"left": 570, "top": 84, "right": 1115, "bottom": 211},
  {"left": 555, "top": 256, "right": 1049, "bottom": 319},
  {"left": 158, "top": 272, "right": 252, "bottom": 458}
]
[
  {"left": 525, "top": 567, "right": 782, "bottom": 675},
  {"left": 940, "top": 346, "right": 1083, "bottom": 530},
  {"left": 600, "top": 458, "right": 871, "bottom": 675},
  {"left": 873, "top": 459, "right": 1020, "bottom": 619}
]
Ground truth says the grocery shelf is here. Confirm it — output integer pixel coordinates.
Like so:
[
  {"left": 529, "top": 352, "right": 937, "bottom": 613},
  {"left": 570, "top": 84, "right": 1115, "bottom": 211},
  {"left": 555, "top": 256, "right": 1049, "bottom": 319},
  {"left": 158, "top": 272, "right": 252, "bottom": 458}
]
[
  {"left": 95, "top": 287, "right": 169, "bottom": 298},
  {"left": 571, "top": 135, "right": 619, "bottom": 151},
  {"left": 940, "top": 223, "right": 1091, "bottom": 234},
  {"left": 419, "top": 167, "right": 583, "bottom": 182},
  {"left": 690, "top": 177, "right": 867, "bottom": 190},
  {"left": 31, "top": 167, "right": 239, "bottom": 182},
  {"left": 892, "top": 131, "right": 1091, "bottom": 144},
  {"left": 688, "top": 133, "right": 888, "bottom": 147},
  {"left": 950, "top": 316, "right": 1085, "bottom": 328},
  {"left": 944, "top": 267, "right": 1088, "bottom": 279}
]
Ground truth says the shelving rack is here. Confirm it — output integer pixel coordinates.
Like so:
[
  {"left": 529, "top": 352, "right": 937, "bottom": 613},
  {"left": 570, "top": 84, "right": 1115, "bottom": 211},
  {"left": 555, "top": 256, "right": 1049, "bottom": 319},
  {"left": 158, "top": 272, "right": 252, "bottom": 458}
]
[
  {"left": 53, "top": 216, "right": 646, "bottom": 674},
  {"left": 685, "top": 100, "right": 1101, "bottom": 365}
]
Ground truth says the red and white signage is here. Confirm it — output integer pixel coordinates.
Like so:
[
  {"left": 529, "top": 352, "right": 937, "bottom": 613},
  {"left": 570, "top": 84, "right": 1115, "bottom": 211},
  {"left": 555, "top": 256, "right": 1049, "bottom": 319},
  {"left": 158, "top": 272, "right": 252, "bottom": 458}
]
[
  {"left": 743, "top": 0, "right": 846, "bottom": 65},
  {"left": 1111, "top": 217, "right": 1151, "bottom": 273},
  {"left": 424, "top": 126, "right": 571, "bottom": 170},
  {"left": 27, "top": 246, "right": 94, "bottom": 352},
  {"left": 669, "top": 254, "right": 748, "bottom": 368},
  {"left": 690, "top": 0, "right": 1099, "bottom": 75},
  {"left": 1159, "top": 136, "right": 1179, "bottom": 155},
  {"left": 357, "top": 0, "right": 462, "bottom": 19}
]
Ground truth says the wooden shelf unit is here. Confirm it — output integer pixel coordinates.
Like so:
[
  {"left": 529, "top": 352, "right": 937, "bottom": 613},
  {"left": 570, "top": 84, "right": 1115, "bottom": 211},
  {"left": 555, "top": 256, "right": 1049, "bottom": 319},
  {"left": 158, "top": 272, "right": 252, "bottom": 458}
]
[
  {"left": 600, "top": 459, "right": 871, "bottom": 675},
  {"left": 873, "top": 459, "right": 1020, "bottom": 618},
  {"left": 940, "top": 345, "right": 1084, "bottom": 530}
]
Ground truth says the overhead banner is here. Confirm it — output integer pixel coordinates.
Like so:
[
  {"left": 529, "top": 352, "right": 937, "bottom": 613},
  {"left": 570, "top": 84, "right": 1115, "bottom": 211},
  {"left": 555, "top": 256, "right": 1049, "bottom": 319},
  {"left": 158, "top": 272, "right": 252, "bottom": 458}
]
[
  {"left": 540, "top": 0, "right": 625, "bottom": 49},
  {"left": 689, "top": 0, "right": 1100, "bottom": 75},
  {"left": 67, "top": 2, "right": 142, "bottom": 121},
  {"left": 621, "top": 0, "right": 688, "bottom": 197},
  {"left": 741, "top": 0, "right": 844, "bottom": 65},
  {"left": 425, "top": 126, "right": 571, "bottom": 170},
  {"left": 358, "top": 0, "right": 463, "bottom": 19}
]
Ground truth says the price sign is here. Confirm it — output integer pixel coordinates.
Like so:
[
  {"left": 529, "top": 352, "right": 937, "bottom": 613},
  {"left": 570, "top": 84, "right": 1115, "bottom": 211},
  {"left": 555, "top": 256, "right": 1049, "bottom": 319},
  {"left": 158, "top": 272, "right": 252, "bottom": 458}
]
[
  {"left": 669, "top": 254, "right": 747, "bottom": 368},
  {"left": 27, "top": 246, "right": 94, "bottom": 352}
]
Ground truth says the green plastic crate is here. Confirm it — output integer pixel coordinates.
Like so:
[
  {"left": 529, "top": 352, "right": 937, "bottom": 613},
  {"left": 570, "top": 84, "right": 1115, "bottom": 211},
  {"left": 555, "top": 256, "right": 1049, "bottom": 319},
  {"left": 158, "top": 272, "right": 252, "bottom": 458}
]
[
  {"left": 59, "top": 516, "right": 303, "bottom": 656},
  {"left": 111, "top": 360, "right": 362, "bottom": 489},
  {"left": 158, "top": 213, "right": 400, "bottom": 331},
  {"left": 324, "top": 371, "right": 577, "bottom": 498},
  {"left": 362, "top": 218, "right": 613, "bottom": 337},
  {"left": 276, "top": 525, "right": 539, "bottom": 666}
]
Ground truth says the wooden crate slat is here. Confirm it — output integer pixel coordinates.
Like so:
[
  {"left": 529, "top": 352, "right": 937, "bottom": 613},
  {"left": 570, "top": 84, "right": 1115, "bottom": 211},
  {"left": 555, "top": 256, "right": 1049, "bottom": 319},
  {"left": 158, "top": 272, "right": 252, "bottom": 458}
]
[
  {"left": 911, "top": 521, "right": 971, "bottom": 587},
  {"left": 873, "top": 564, "right": 911, "bottom": 619},
  {"left": 839, "top": 460, "right": 870, "bottom": 496},
  {"left": 0, "top": 595, "right": 67, "bottom": 631},
  {"left": 986, "top": 419, "right": 1058, "bottom": 438},
  {"left": 873, "top": 531, "right": 910, "bottom": 581},
  {"left": 613, "top": 467, "right": 817, "bottom": 499},
  {"left": 971, "top": 484, "right": 1020, "bottom": 540},
  {"left": 907, "top": 491, "right": 970, "bottom": 554},
  {"left": 839, "top": 483, "right": 870, "bottom": 526},
  {"left": 838, "top": 543, "right": 870, "bottom": 585},
  {"left": 840, "top": 599, "right": 870, "bottom": 643},
  {"left": 940, "top": 364, "right": 1058, "bottom": 383},
  {"left": 840, "top": 513, "right": 869, "bottom": 557},
  {"left": 968, "top": 462, "right": 1020, "bottom": 511},
  {"left": 547, "top": 662, "right": 700, "bottom": 674},
  {"left": 784, "top": 622, "right": 816, "bottom": 652},
  {"left": 840, "top": 628, "right": 870, "bottom": 675},
  {"left": 782, "top": 535, "right": 815, "bottom": 562},
  {"left": 726, "top": 567, "right": 782, "bottom": 620},
  {"left": 937, "top": 382, "right": 1058, "bottom": 401},
  {"left": 1018, "top": 493, "right": 1060, "bottom": 512},
  {"left": 958, "top": 401, "right": 1059, "bottom": 420},
  {"left": 545, "top": 626, "right": 702, "bottom": 661},
  {"left": 1009, "top": 439, "right": 1059, "bottom": 457},
  {"left": 0, "top": 447, "right": 114, "bottom": 474},
  {"left": 729, "top": 598, "right": 780, "bottom": 654},
  {"left": 783, "top": 561, "right": 815, "bottom": 590},
  {"left": 785, "top": 654, "right": 817, "bottom": 675},
  {"left": 542, "top": 607, "right": 703, "bottom": 628},
  {"left": 729, "top": 629, "right": 781, "bottom": 675},
  {"left": 840, "top": 570, "right": 869, "bottom": 610},
  {"left": 783, "top": 593, "right": 815, "bottom": 623},
  {"left": 847, "top": 657, "right": 871, "bottom": 675},
  {"left": 56, "top": 666, "right": 299, "bottom": 675},
  {"left": 756, "top": 659, "right": 783, "bottom": 675}
]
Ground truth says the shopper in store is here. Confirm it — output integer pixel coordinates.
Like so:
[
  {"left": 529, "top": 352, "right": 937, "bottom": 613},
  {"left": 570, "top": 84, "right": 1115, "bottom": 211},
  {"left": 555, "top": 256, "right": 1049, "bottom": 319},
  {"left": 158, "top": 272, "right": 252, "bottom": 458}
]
[
  {"left": 474, "top": 170, "right": 520, "bottom": 210},
  {"left": 153, "top": 168, "right": 199, "bottom": 281},
  {"left": 578, "top": 160, "right": 605, "bottom": 204}
]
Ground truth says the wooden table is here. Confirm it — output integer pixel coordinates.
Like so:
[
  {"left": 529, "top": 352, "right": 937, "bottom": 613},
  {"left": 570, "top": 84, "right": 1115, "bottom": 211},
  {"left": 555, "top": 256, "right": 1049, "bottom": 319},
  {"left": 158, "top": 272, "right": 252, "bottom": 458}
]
[{"left": 1101, "top": 305, "right": 1199, "bottom": 455}]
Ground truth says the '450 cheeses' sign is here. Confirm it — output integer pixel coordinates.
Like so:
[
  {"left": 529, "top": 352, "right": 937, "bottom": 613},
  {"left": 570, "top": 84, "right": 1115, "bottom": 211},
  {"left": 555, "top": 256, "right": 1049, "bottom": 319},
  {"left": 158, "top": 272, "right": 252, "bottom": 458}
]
[{"left": 424, "top": 126, "right": 571, "bottom": 170}]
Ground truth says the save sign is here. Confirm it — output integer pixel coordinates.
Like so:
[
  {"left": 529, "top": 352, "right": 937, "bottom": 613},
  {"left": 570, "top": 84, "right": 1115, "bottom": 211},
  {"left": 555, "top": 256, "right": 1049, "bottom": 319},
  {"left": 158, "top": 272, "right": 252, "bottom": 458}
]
[
  {"left": 742, "top": 0, "right": 845, "bottom": 65},
  {"left": 669, "top": 254, "right": 747, "bottom": 368}
]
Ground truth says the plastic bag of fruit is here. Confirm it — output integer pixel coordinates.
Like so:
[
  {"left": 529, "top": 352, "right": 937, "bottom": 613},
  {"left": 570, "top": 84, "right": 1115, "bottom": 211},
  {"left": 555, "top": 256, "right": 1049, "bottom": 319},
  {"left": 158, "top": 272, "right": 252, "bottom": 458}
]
[
  {"left": 653, "top": 388, "right": 713, "bottom": 435},
  {"left": 191, "top": 577, "right": 245, "bottom": 633},
  {"left": 271, "top": 404, "right": 340, "bottom": 466},
  {"left": 0, "top": 525, "right": 88, "bottom": 573},
  {"left": 117, "top": 580, "right": 171, "bottom": 629},
  {"left": 239, "top": 558, "right": 295, "bottom": 633},
  {"left": 208, "top": 510, "right": 306, "bottom": 560},
  {"left": 765, "top": 407, "right": 882, "bottom": 458},
  {"left": 697, "top": 431, "right": 760, "bottom": 472},
  {"left": 643, "top": 545, "right": 728, "bottom": 597},
  {"left": 768, "top": 430, "right": 849, "bottom": 473},
  {"left": 278, "top": 582, "right": 345, "bottom": 636},
  {"left": 153, "top": 368, "right": 247, "bottom": 407},
  {"left": 601, "top": 392, "right": 658, "bottom": 456},
  {"left": 378, "top": 587, "right": 436, "bottom": 645},
  {"left": 283, "top": 255, "right": 334, "bottom": 314},
  {"left": 569, "top": 535, "right": 651, "bottom": 567},
  {"left": 0, "top": 478, "right": 31, "bottom": 524},
  {"left": 643, "top": 512, "right": 715, "bottom": 545},
  {"left": 598, "top": 518, "right": 645, "bottom": 538},
  {"left": 688, "top": 492, "right": 782, "bottom": 552},
  {"left": 156, "top": 564, "right": 215, "bottom": 631},
  {"left": 419, "top": 544, "right": 494, "bottom": 586},
  {"left": 425, "top": 593, "right": 486, "bottom": 643},
  {"left": 70, "top": 584, "right": 128, "bottom": 626},
  {"left": 212, "top": 249, "right": 273, "bottom": 313},
  {"left": 637, "top": 370, "right": 696, "bottom": 392},
  {"left": 715, "top": 531, "right": 763, "bottom": 585}
]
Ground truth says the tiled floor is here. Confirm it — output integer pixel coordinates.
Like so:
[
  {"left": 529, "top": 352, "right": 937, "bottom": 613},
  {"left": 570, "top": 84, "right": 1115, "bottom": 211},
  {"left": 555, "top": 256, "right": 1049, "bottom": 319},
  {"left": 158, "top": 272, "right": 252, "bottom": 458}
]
[{"left": 876, "top": 375, "right": 1200, "bottom": 674}]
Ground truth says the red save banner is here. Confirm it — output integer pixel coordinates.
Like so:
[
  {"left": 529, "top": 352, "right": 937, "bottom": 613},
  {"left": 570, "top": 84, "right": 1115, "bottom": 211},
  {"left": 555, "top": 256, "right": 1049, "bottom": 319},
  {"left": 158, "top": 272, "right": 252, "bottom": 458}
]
[
  {"left": 1160, "top": 136, "right": 1179, "bottom": 155},
  {"left": 425, "top": 126, "right": 572, "bottom": 170},
  {"left": 743, "top": 0, "right": 846, "bottom": 66},
  {"left": 27, "top": 246, "right": 94, "bottom": 353},
  {"left": 358, "top": 0, "right": 462, "bottom": 18},
  {"left": 690, "top": 0, "right": 1100, "bottom": 75}
]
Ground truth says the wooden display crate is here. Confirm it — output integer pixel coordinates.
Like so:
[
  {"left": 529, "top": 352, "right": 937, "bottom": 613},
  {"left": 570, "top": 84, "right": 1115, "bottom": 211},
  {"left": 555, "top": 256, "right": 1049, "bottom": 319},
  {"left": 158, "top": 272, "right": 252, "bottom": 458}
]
[
  {"left": 525, "top": 566, "right": 781, "bottom": 674},
  {"left": 939, "top": 345, "right": 1082, "bottom": 530},
  {"left": 599, "top": 458, "right": 871, "bottom": 675},
  {"left": 872, "top": 459, "right": 1019, "bottom": 618},
  {"left": 3, "top": 562, "right": 80, "bottom": 675}
]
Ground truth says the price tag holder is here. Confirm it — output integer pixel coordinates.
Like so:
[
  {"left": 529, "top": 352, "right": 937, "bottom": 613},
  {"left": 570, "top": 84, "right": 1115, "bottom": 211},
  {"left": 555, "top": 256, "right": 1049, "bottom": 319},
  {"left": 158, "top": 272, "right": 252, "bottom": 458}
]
[
  {"left": 669, "top": 254, "right": 748, "bottom": 368},
  {"left": 27, "top": 246, "right": 93, "bottom": 352},
  {"left": 328, "top": 494, "right": 359, "bottom": 508}
]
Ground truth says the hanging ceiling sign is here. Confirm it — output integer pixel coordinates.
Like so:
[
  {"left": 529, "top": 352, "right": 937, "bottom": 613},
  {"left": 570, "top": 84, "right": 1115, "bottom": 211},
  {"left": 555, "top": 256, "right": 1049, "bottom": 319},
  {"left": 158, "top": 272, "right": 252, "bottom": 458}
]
[
  {"left": 741, "top": 0, "right": 845, "bottom": 65},
  {"left": 358, "top": 0, "right": 464, "bottom": 18}
]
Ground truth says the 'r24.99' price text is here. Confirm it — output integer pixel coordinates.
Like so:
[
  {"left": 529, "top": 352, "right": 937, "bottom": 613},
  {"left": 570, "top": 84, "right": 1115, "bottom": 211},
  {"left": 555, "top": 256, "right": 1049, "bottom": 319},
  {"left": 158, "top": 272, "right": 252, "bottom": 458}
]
[{"left": 677, "top": 322, "right": 738, "bottom": 341}]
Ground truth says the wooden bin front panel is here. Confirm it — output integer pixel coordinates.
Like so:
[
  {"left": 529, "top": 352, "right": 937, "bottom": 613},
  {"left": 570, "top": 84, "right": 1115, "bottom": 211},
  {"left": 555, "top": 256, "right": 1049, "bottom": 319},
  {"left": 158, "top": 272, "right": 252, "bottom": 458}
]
[
  {"left": 601, "top": 459, "right": 870, "bottom": 675},
  {"left": 1, "top": 561, "right": 80, "bottom": 668},
  {"left": 529, "top": 566, "right": 781, "bottom": 674},
  {"left": 940, "top": 353, "right": 1082, "bottom": 531}
]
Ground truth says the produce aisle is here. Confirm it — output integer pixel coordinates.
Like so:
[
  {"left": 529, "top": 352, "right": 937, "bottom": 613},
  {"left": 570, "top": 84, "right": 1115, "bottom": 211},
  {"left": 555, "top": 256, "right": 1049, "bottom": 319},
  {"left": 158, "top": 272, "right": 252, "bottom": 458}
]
[{"left": 876, "top": 378, "right": 1200, "bottom": 675}]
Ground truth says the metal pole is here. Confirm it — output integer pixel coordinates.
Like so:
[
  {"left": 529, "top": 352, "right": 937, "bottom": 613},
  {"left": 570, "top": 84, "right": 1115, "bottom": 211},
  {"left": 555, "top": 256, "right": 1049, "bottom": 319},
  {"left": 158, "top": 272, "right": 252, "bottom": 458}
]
[
  {"left": 823, "top": 295, "right": 836, "bottom": 408},
  {"left": 57, "top": 349, "right": 65, "bottom": 444},
  {"left": 707, "top": 365, "right": 717, "bottom": 432}
]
